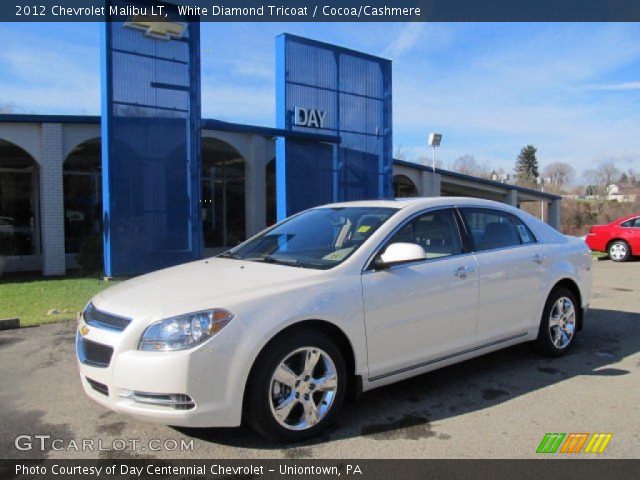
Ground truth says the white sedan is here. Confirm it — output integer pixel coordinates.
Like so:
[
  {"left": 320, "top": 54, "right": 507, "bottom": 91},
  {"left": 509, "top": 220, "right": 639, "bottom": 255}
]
[{"left": 76, "top": 197, "right": 592, "bottom": 442}]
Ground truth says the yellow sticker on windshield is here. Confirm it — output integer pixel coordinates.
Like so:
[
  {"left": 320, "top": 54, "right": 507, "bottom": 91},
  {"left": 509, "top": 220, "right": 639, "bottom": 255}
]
[{"left": 357, "top": 225, "right": 372, "bottom": 233}]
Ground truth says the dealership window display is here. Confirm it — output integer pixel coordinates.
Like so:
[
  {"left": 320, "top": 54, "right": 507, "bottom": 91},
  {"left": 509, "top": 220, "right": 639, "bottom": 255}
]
[
  {"left": 63, "top": 139, "right": 102, "bottom": 254},
  {"left": 201, "top": 138, "right": 246, "bottom": 249},
  {"left": 0, "top": 140, "right": 39, "bottom": 256}
]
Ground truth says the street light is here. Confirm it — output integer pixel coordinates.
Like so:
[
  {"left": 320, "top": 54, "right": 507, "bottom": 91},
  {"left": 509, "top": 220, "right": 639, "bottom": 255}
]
[
  {"left": 428, "top": 133, "right": 442, "bottom": 196},
  {"left": 536, "top": 176, "right": 551, "bottom": 222}
]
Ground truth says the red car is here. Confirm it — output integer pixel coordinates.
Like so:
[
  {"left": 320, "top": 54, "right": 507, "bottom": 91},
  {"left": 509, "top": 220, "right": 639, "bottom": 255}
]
[{"left": 586, "top": 213, "right": 640, "bottom": 262}]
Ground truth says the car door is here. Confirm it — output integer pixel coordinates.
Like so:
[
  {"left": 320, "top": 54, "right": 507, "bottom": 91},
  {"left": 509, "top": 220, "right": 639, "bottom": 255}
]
[
  {"left": 361, "top": 208, "right": 480, "bottom": 380},
  {"left": 459, "top": 207, "right": 547, "bottom": 343},
  {"left": 620, "top": 217, "right": 640, "bottom": 253}
]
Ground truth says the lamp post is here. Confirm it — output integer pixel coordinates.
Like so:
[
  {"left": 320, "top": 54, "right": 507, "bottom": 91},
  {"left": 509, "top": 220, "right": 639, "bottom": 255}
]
[
  {"left": 536, "top": 176, "right": 551, "bottom": 222},
  {"left": 428, "top": 133, "right": 442, "bottom": 196}
]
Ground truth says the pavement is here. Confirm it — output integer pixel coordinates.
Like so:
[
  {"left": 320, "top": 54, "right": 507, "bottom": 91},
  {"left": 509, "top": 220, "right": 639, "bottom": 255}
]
[{"left": 1, "top": 259, "right": 638, "bottom": 459}]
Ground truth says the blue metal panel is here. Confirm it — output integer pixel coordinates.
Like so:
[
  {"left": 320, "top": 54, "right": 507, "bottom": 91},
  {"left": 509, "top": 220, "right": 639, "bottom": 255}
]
[
  {"left": 102, "top": 1, "right": 202, "bottom": 276},
  {"left": 276, "top": 34, "right": 392, "bottom": 219}
]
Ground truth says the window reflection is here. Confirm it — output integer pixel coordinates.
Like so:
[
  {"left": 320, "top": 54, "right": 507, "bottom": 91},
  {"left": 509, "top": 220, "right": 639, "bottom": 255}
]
[
  {"left": 63, "top": 139, "right": 102, "bottom": 254},
  {"left": 0, "top": 140, "right": 39, "bottom": 256},
  {"left": 201, "top": 138, "right": 246, "bottom": 248}
]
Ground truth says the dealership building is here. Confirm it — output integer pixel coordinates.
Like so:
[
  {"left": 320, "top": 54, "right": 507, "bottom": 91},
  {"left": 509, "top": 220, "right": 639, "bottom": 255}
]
[{"left": 0, "top": 24, "right": 560, "bottom": 277}]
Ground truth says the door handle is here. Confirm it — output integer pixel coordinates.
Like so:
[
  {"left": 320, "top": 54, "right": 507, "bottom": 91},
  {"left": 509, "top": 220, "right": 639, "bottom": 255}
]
[
  {"left": 454, "top": 265, "right": 475, "bottom": 278},
  {"left": 533, "top": 253, "right": 546, "bottom": 264}
]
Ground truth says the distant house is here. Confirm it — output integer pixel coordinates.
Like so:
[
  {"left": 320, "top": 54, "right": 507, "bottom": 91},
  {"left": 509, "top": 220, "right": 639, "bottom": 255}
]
[{"left": 607, "top": 184, "right": 640, "bottom": 203}]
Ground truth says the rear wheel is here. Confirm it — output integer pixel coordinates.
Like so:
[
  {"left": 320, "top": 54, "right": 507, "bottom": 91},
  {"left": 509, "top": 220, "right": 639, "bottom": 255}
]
[
  {"left": 608, "top": 240, "right": 630, "bottom": 262},
  {"left": 244, "top": 330, "right": 346, "bottom": 442},
  {"left": 532, "top": 287, "right": 578, "bottom": 357}
]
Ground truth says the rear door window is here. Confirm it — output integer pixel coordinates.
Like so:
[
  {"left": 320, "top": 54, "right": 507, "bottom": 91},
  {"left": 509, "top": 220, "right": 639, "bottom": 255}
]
[{"left": 460, "top": 208, "right": 523, "bottom": 251}]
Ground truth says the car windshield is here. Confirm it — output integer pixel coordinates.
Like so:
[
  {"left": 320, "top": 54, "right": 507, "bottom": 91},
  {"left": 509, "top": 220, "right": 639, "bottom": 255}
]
[{"left": 225, "top": 207, "right": 398, "bottom": 269}]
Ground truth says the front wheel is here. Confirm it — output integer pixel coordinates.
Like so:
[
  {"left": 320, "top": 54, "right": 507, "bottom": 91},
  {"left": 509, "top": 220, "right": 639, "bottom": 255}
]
[
  {"left": 608, "top": 240, "right": 631, "bottom": 262},
  {"left": 532, "top": 287, "right": 578, "bottom": 357},
  {"left": 244, "top": 330, "right": 346, "bottom": 442}
]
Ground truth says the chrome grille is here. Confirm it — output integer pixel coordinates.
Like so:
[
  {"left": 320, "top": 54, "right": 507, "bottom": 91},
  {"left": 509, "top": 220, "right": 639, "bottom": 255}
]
[{"left": 83, "top": 303, "right": 131, "bottom": 332}]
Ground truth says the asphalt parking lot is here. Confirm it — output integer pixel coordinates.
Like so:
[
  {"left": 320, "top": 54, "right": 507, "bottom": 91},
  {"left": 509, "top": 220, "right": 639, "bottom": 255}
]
[{"left": 1, "top": 259, "right": 638, "bottom": 459}]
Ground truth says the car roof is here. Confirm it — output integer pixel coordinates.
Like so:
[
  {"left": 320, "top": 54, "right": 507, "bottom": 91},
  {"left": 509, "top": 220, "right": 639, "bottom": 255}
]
[
  {"left": 319, "top": 197, "right": 514, "bottom": 210},
  {"left": 615, "top": 213, "right": 640, "bottom": 223}
]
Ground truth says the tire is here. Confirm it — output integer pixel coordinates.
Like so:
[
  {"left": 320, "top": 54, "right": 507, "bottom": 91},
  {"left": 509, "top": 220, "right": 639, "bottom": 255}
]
[
  {"left": 532, "top": 287, "right": 578, "bottom": 357},
  {"left": 244, "top": 329, "right": 347, "bottom": 442},
  {"left": 608, "top": 240, "right": 631, "bottom": 262}
]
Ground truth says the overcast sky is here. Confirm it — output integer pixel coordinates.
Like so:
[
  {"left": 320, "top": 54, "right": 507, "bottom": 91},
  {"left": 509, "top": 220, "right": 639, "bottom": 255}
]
[{"left": 0, "top": 22, "right": 639, "bottom": 176}]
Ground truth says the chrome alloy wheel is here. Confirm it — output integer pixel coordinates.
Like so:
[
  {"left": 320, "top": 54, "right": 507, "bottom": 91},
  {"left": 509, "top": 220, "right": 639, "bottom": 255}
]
[
  {"left": 549, "top": 297, "right": 576, "bottom": 349},
  {"left": 609, "top": 243, "right": 627, "bottom": 261},
  {"left": 268, "top": 347, "right": 338, "bottom": 431}
]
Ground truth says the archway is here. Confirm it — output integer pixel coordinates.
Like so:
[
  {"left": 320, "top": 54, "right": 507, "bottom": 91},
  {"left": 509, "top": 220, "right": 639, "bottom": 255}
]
[
  {"left": 0, "top": 139, "right": 40, "bottom": 256},
  {"left": 201, "top": 138, "right": 246, "bottom": 248},
  {"left": 393, "top": 174, "right": 419, "bottom": 198},
  {"left": 63, "top": 138, "right": 102, "bottom": 254}
]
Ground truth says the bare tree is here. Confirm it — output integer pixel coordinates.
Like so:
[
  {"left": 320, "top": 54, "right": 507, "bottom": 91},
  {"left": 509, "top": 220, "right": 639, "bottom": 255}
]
[
  {"left": 597, "top": 160, "right": 620, "bottom": 186},
  {"left": 542, "top": 161, "right": 575, "bottom": 192},
  {"left": 450, "top": 155, "right": 479, "bottom": 176},
  {"left": 418, "top": 155, "right": 444, "bottom": 168},
  {"left": 0, "top": 100, "right": 18, "bottom": 113},
  {"left": 449, "top": 155, "right": 493, "bottom": 179},
  {"left": 582, "top": 160, "right": 620, "bottom": 216},
  {"left": 394, "top": 145, "right": 409, "bottom": 161}
]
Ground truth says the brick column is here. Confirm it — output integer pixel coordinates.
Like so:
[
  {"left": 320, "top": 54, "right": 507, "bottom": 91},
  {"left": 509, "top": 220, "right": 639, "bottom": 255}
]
[
  {"left": 548, "top": 199, "right": 562, "bottom": 231},
  {"left": 504, "top": 189, "right": 518, "bottom": 207},
  {"left": 421, "top": 170, "right": 441, "bottom": 197},
  {"left": 39, "top": 124, "right": 66, "bottom": 276}
]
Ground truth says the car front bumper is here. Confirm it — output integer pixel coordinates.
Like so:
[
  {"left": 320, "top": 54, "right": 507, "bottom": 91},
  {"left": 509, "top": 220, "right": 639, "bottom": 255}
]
[{"left": 76, "top": 322, "right": 245, "bottom": 428}]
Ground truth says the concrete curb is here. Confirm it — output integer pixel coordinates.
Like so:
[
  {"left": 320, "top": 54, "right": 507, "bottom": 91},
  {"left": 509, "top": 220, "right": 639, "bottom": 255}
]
[{"left": 0, "top": 318, "right": 20, "bottom": 330}]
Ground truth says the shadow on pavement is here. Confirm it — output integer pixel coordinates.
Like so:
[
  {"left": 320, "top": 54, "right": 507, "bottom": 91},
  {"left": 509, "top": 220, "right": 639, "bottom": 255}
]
[{"left": 176, "top": 307, "right": 639, "bottom": 449}]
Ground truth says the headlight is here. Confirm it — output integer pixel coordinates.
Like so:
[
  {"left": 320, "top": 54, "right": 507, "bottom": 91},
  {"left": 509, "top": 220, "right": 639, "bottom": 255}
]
[{"left": 138, "top": 309, "right": 234, "bottom": 352}]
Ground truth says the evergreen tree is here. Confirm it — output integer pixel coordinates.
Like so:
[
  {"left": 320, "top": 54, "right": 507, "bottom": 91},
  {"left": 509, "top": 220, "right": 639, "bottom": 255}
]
[{"left": 514, "top": 145, "right": 539, "bottom": 185}]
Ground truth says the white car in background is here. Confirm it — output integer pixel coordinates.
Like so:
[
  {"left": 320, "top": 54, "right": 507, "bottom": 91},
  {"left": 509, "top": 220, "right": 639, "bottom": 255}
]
[{"left": 77, "top": 197, "right": 592, "bottom": 442}]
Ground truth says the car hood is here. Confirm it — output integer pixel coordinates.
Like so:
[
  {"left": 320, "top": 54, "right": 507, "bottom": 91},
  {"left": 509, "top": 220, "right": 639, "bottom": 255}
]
[{"left": 92, "top": 258, "right": 324, "bottom": 321}]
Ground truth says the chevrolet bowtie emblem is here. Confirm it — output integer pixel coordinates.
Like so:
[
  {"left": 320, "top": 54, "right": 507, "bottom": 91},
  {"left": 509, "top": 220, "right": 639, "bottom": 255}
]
[
  {"left": 125, "top": 15, "right": 186, "bottom": 41},
  {"left": 80, "top": 325, "right": 90, "bottom": 337}
]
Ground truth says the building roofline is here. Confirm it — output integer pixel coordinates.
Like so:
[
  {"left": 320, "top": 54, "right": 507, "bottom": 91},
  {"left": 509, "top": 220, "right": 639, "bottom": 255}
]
[
  {"left": 0, "top": 114, "right": 340, "bottom": 143},
  {"left": 0, "top": 114, "right": 100, "bottom": 124},
  {"left": 393, "top": 159, "right": 562, "bottom": 200}
]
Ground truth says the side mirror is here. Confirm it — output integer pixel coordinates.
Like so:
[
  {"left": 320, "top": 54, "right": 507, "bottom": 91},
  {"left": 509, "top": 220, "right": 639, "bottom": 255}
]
[{"left": 374, "top": 242, "right": 426, "bottom": 269}]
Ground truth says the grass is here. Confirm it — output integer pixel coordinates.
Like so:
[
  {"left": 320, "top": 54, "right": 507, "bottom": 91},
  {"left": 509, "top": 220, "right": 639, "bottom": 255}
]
[{"left": 0, "top": 276, "right": 119, "bottom": 327}]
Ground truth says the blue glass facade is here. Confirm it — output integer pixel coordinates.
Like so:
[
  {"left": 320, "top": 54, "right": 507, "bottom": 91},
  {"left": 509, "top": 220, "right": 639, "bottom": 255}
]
[
  {"left": 276, "top": 34, "right": 393, "bottom": 220},
  {"left": 101, "top": 22, "right": 392, "bottom": 276},
  {"left": 101, "top": 1, "right": 202, "bottom": 276}
]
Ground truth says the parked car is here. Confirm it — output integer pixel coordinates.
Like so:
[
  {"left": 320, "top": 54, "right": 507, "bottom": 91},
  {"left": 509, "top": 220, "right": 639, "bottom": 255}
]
[
  {"left": 76, "top": 198, "right": 592, "bottom": 442},
  {"left": 585, "top": 214, "right": 640, "bottom": 262}
]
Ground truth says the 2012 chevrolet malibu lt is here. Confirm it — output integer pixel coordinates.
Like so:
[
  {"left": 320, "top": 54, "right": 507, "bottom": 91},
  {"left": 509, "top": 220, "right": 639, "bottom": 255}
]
[{"left": 77, "top": 197, "right": 592, "bottom": 442}]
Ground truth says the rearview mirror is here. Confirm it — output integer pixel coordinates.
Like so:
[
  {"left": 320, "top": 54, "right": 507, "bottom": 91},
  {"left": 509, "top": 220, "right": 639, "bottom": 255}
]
[{"left": 374, "top": 242, "right": 426, "bottom": 269}]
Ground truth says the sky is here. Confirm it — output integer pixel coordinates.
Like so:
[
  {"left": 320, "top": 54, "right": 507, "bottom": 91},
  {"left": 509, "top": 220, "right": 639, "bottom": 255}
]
[{"left": 0, "top": 22, "right": 639, "bottom": 177}]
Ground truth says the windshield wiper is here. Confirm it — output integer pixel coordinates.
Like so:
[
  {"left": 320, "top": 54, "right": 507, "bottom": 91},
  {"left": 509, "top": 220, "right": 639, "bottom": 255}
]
[
  {"left": 261, "top": 255, "right": 305, "bottom": 267},
  {"left": 219, "top": 251, "right": 240, "bottom": 259}
]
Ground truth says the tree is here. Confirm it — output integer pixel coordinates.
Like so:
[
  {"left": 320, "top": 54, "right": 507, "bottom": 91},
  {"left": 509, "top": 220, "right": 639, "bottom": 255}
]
[
  {"left": 597, "top": 160, "right": 620, "bottom": 186},
  {"left": 0, "top": 100, "right": 17, "bottom": 113},
  {"left": 582, "top": 161, "right": 620, "bottom": 216},
  {"left": 450, "top": 155, "right": 479, "bottom": 176},
  {"left": 394, "top": 145, "right": 409, "bottom": 161},
  {"left": 449, "top": 155, "right": 492, "bottom": 178},
  {"left": 514, "top": 145, "right": 539, "bottom": 185},
  {"left": 542, "top": 161, "right": 575, "bottom": 192}
]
